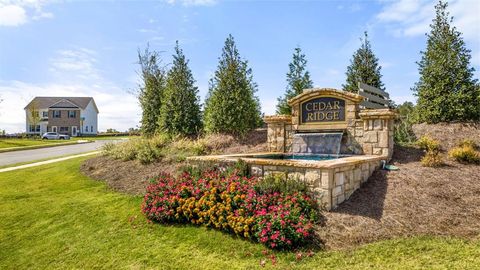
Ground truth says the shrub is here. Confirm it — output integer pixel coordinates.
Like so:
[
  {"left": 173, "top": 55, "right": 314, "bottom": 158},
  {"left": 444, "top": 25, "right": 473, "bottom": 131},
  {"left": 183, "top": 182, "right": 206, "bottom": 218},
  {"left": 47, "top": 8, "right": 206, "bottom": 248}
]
[
  {"left": 394, "top": 101, "right": 417, "bottom": 144},
  {"left": 101, "top": 142, "right": 116, "bottom": 156},
  {"left": 137, "top": 141, "right": 162, "bottom": 165},
  {"left": 255, "top": 173, "right": 307, "bottom": 195},
  {"left": 449, "top": 146, "right": 480, "bottom": 164},
  {"left": 149, "top": 133, "right": 171, "bottom": 148},
  {"left": 117, "top": 139, "right": 140, "bottom": 161},
  {"left": 421, "top": 151, "right": 444, "bottom": 167},
  {"left": 142, "top": 168, "right": 319, "bottom": 250},
  {"left": 417, "top": 135, "right": 441, "bottom": 152},
  {"left": 457, "top": 139, "right": 478, "bottom": 149},
  {"left": 417, "top": 135, "right": 444, "bottom": 167}
]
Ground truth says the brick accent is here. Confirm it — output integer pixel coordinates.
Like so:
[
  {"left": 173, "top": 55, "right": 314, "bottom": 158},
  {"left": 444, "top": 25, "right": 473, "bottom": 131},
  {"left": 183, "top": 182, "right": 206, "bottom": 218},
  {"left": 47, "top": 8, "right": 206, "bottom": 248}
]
[{"left": 47, "top": 109, "right": 81, "bottom": 135}]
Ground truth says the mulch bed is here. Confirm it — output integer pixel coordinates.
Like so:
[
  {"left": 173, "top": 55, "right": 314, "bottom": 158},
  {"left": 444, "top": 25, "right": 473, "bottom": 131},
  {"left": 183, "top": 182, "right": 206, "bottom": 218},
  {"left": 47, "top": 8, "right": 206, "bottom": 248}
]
[
  {"left": 81, "top": 156, "right": 181, "bottom": 195},
  {"left": 318, "top": 145, "right": 480, "bottom": 249},
  {"left": 412, "top": 122, "right": 480, "bottom": 150}
]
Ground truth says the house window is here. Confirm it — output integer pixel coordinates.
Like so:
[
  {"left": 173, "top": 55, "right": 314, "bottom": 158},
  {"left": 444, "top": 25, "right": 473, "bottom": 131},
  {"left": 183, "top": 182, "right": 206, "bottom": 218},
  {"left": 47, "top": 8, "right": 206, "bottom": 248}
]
[
  {"left": 42, "top": 111, "right": 48, "bottom": 118},
  {"left": 53, "top": 110, "right": 61, "bottom": 118},
  {"left": 31, "top": 111, "right": 39, "bottom": 117},
  {"left": 85, "top": 126, "right": 88, "bottom": 132},
  {"left": 29, "top": 125, "right": 40, "bottom": 132},
  {"left": 59, "top": 127, "right": 69, "bottom": 133},
  {"left": 91, "top": 126, "right": 94, "bottom": 132},
  {"left": 68, "top": 111, "right": 76, "bottom": 118}
]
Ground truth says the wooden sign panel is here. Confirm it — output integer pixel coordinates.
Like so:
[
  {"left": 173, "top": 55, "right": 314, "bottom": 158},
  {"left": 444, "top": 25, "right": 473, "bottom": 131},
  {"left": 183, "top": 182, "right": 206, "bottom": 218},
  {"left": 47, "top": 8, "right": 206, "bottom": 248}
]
[{"left": 300, "top": 97, "right": 346, "bottom": 124}]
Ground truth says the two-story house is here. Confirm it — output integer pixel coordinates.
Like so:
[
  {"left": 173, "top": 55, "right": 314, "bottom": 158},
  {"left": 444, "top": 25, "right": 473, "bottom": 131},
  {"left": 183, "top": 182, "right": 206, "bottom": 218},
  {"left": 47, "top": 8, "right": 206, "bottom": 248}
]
[{"left": 24, "top": 97, "right": 99, "bottom": 136}]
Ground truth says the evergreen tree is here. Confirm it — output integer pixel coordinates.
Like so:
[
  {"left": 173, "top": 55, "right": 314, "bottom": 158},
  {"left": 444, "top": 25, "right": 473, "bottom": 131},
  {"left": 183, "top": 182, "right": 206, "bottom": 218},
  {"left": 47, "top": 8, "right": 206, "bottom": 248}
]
[
  {"left": 158, "top": 41, "right": 202, "bottom": 136},
  {"left": 276, "top": 47, "right": 313, "bottom": 115},
  {"left": 137, "top": 45, "right": 166, "bottom": 136},
  {"left": 343, "top": 31, "right": 385, "bottom": 93},
  {"left": 413, "top": 1, "right": 480, "bottom": 123},
  {"left": 203, "top": 34, "right": 262, "bottom": 135}
]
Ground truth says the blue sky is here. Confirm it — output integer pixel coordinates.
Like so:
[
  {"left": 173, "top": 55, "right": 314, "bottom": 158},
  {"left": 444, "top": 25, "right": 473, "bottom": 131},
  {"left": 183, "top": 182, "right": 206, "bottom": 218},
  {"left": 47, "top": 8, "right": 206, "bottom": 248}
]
[{"left": 1, "top": 0, "right": 479, "bottom": 133}]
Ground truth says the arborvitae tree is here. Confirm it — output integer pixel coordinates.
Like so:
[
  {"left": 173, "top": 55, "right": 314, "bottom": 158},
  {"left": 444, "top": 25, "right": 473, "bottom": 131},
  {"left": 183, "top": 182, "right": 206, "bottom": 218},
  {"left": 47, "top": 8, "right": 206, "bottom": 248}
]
[
  {"left": 343, "top": 31, "right": 385, "bottom": 93},
  {"left": 203, "top": 34, "right": 262, "bottom": 135},
  {"left": 276, "top": 47, "right": 313, "bottom": 115},
  {"left": 413, "top": 1, "right": 480, "bottom": 123},
  {"left": 137, "top": 46, "right": 166, "bottom": 136},
  {"left": 158, "top": 41, "right": 202, "bottom": 136}
]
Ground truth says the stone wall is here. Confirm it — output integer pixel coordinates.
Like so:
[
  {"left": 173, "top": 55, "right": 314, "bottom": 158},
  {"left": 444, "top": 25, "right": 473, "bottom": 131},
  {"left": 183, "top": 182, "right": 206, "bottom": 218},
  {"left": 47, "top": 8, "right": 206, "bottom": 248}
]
[
  {"left": 264, "top": 115, "right": 293, "bottom": 153},
  {"left": 358, "top": 109, "right": 396, "bottom": 160},
  {"left": 265, "top": 109, "right": 397, "bottom": 161},
  {"left": 249, "top": 158, "right": 383, "bottom": 210}
]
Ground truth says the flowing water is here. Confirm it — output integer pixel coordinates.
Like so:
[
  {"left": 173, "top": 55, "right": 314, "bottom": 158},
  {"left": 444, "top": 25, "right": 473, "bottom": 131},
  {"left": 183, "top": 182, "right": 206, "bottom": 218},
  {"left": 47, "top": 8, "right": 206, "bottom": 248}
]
[{"left": 291, "top": 132, "right": 344, "bottom": 157}]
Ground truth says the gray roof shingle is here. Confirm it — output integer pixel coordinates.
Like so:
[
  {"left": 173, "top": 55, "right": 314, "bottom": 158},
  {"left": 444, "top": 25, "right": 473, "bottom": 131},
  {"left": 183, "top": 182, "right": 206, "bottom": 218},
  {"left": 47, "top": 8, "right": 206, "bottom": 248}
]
[{"left": 24, "top": 97, "right": 97, "bottom": 111}]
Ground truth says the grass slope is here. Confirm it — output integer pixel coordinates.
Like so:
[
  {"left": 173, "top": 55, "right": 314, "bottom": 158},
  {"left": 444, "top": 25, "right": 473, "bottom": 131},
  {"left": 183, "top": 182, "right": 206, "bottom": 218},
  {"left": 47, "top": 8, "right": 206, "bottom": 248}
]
[
  {"left": 0, "top": 157, "right": 479, "bottom": 269},
  {"left": 0, "top": 139, "right": 68, "bottom": 149}
]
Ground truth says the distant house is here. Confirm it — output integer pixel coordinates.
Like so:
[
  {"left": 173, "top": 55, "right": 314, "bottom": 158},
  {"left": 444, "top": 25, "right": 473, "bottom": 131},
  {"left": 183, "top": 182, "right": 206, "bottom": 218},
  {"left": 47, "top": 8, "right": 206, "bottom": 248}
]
[{"left": 24, "top": 97, "right": 99, "bottom": 136}]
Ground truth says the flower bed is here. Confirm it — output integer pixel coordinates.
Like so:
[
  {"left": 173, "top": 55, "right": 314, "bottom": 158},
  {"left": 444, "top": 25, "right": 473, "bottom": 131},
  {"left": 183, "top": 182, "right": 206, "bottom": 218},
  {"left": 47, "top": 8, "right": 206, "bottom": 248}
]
[{"left": 142, "top": 168, "right": 320, "bottom": 249}]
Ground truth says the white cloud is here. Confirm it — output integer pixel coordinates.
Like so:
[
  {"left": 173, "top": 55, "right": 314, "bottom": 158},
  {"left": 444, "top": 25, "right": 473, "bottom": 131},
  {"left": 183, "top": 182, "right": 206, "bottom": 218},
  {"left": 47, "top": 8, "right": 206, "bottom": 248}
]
[
  {"left": 49, "top": 48, "right": 101, "bottom": 81},
  {"left": 0, "top": 0, "right": 54, "bottom": 27},
  {"left": 32, "top": 11, "right": 53, "bottom": 20},
  {"left": 376, "top": 0, "right": 480, "bottom": 65},
  {"left": 0, "top": 5, "right": 26, "bottom": 26},
  {"left": 165, "top": 0, "right": 217, "bottom": 7},
  {"left": 138, "top": 28, "right": 157, "bottom": 34}
]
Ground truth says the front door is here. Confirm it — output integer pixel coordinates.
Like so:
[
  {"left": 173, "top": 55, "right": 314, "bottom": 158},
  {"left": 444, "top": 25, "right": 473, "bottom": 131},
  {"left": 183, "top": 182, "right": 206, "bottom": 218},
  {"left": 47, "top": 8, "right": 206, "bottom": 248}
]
[
  {"left": 52, "top": 126, "right": 57, "bottom": 133},
  {"left": 72, "top": 126, "right": 77, "bottom": 137}
]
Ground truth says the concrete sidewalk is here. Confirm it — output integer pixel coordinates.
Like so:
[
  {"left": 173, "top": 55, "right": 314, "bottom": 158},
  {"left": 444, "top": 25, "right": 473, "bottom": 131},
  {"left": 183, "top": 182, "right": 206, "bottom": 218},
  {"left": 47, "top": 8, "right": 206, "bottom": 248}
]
[{"left": 0, "top": 151, "right": 100, "bottom": 173}]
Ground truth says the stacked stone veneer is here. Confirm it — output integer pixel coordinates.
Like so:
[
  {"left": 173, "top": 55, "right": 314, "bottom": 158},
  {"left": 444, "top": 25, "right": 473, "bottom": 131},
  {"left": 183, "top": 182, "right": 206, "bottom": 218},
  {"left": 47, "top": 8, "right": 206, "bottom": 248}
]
[
  {"left": 249, "top": 158, "right": 382, "bottom": 210},
  {"left": 264, "top": 108, "right": 397, "bottom": 160}
]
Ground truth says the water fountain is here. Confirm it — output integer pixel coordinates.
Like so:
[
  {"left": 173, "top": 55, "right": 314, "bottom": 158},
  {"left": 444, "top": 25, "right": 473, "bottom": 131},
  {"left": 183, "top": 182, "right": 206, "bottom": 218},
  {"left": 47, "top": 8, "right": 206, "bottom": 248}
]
[{"left": 291, "top": 132, "right": 344, "bottom": 157}]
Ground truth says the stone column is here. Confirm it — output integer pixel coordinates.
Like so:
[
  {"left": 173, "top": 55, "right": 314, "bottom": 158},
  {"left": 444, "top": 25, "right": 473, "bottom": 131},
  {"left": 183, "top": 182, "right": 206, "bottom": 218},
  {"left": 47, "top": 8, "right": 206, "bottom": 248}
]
[
  {"left": 264, "top": 115, "right": 293, "bottom": 153},
  {"left": 358, "top": 109, "right": 397, "bottom": 161}
]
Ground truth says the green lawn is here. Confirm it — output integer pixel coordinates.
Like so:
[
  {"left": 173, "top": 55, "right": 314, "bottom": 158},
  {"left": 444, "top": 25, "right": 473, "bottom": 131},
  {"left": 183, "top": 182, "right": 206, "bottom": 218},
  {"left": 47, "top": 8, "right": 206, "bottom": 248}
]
[
  {"left": 0, "top": 138, "right": 68, "bottom": 149},
  {"left": 0, "top": 157, "right": 479, "bottom": 269}
]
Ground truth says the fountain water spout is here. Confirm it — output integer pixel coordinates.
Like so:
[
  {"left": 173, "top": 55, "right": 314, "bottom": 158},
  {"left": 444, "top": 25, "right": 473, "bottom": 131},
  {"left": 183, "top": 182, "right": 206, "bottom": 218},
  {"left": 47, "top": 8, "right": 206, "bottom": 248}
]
[{"left": 291, "top": 132, "right": 344, "bottom": 156}]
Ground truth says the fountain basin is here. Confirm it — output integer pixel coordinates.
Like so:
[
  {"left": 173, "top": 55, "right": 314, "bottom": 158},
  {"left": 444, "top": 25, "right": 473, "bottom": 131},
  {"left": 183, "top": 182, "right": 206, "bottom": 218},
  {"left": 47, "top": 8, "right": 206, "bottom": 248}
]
[{"left": 187, "top": 152, "right": 386, "bottom": 210}]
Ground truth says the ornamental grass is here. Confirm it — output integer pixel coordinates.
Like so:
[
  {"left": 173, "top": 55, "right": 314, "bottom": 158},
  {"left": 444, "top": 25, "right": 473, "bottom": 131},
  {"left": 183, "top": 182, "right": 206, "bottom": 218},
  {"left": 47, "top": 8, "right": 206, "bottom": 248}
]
[{"left": 142, "top": 167, "right": 320, "bottom": 250}]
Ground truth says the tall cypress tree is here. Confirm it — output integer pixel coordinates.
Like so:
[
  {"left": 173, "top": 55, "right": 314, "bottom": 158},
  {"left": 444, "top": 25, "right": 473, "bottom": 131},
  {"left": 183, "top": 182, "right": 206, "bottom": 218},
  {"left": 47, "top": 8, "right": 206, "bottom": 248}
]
[
  {"left": 158, "top": 41, "right": 202, "bottom": 136},
  {"left": 343, "top": 31, "right": 385, "bottom": 93},
  {"left": 203, "top": 34, "right": 262, "bottom": 135},
  {"left": 137, "top": 46, "right": 166, "bottom": 136},
  {"left": 413, "top": 1, "right": 480, "bottom": 123},
  {"left": 276, "top": 47, "right": 313, "bottom": 115}
]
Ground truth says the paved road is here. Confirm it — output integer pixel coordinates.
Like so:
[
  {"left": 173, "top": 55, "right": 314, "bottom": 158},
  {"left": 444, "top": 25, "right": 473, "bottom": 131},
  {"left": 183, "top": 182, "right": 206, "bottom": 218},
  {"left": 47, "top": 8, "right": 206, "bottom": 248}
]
[{"left": 0, "top": 140, "right": 121, "bottom": 166}]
